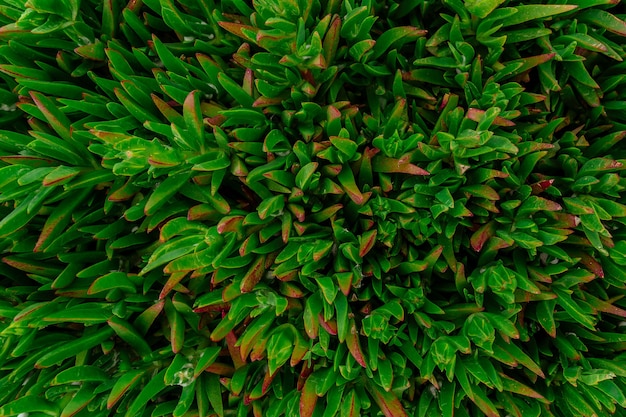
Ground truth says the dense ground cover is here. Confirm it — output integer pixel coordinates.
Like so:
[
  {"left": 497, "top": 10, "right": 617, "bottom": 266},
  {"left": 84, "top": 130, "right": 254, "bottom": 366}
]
[{"left": 2, "top": 0, "right": 626, "bottom": 416}]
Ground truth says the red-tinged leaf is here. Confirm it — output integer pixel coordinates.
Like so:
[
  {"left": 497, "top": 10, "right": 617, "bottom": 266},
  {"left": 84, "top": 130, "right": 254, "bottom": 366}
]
[
  {"left": 217, "top": 21, "right": 259, "bottom": 43},
  {"left": 217, "top": 215, "right": 244, "bottom": 234},
  {"left": 152, "top": 93, "right": 184, "bottom": 124},
  {"left": 372, "top": 155, "right": 429, "bottom": 175},
  {"left": 346, "top": 320, "right": 367, "bottom": 368},
  {"left": 471, "top": 221, "right": 497, "bottom": 252},
  {"left": 240, "top": 255, "right": 266, "bottom": 293},
  {"left": 108, "top": 182, "right": 142, "bottom": 203},
  {"left": 337, "top": 164, "right": 365, "bottom": 205},
  {"left": 290, "top": 332, "right": 309, "bottom": 367},
  {"left": 576, "top": 251, "right": 605, "bottom": 278},
  {"left": 518, "top": 196, "right": 562, "bottom": 217},
  {"left": 309, "top": 204, "right": 343, "bottom": 223},
  {"left": 281, "top": 211, "right": 292, "bottom": 243},
  {"left": 489, "top": 343, "right": 519, "bottom": 368},
  {"left": 261, "top": 367, "right": 277, "bottom": 396},
  {"left": 184, "top": 90, "right": 204, "bottom": 148},
  {"left": 299, "top": 375, "right": 318, "bottom": 417},
  {"left": 530, "top": 178, "right": 555, "bottom": 194},
  {"left": 499, "top": 53, "right": 556, "bottom": 80},
  {"left": 2, "top": 256, "right": 62, "bottom": 276},
  {"left": 319, "top": 315, "right": 338, "bottom": 335},
  {"left": 0, "top": 155, "right": 57, "bottom": 167},
  {"left": 304, "top": 295, "right": 322, "bottom": 339},
  {"left": 288, "top": 204, "right": 306, "bottom": 222},
  {"left": 312, "top": 241, "right": 333, "bottom": 262},
  {"left": 226, "top": 331, "right": 246, "bottom": 370},
  {"left": 165, "top": 299, "right": 184, "bottom": 353},
  {"left": 335, "top": 272, "right": 354, "bottom": 296},
  {"left": 30, "top": 91, "right": 72, "bottom": 142},
  {"left": 467, "top": 108, "right": 515, "bottom": 126},
  {"left": 280, "top": 282, "right": 304, "bottom": 298},
  {"left": 106, "top": 369, "right": 146, "bottom": 409},
  {"left": 578, "top": 158, "right": 624, "bottom": 177},
  {"left": 322, "top": 15, "right": 341, "bottom": 65},
  {"left": 188, "top": 203, "right": 220, "bottom": 221},
  {"left": 359, "top": 229, "right": 377, "bottom": 257},
  {"left": 243, "top": 68, "right": 254, "bottom": 96},
  {"left": 340, "top": 389, "right": 360, "bottom": 417},
  {"left": 42, "top": 166, "right": 80, "bottom": 187},
  {"left": 204, "top": 363, "right": 235, "bottom": 376},
  {"left": 0, "top": 64, "right": 50, "bottom": 80},
  {"left": 462, "top": 184, "right": 500, "bottom": 200},
  {"left": 499, "top": 373, "right": 549, "bottom": 402},
  {"left": 579, "top": 9, "right": 626, "bottom": 36},
  {"left": 366, "top": 380, "right": 409, "bottom": 417},
  {"left": 253, "top": 96, "right": 284, "bottom": 107},
  {"left": 88, "top": 129, "right": 126, "bottom": 143},
  {"left": 467, "top": 385, "right": 499, "bottom": 417},
  {"left": 133, "top": 300, "right": 165, "bottom": 336},
  {"left": 159, "top": 271, "right": 188, "bottom": 299},
  {"left": 35, "top": 187, "right": 91, "bottom": 252},
  {"left": 257, "top": 195, "right": 285, "bottom": 220},
  {"left": 584, "top": 293, "right": 626, "bottom": 317},
  {"left": 75, "top": 42, "right": 106, "bottom": 61}
]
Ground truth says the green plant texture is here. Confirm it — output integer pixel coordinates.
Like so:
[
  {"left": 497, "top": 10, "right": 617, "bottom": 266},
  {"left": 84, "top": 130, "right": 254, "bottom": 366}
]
[{"left": 2, "top": 0, "right": 626, "bottom": 416}]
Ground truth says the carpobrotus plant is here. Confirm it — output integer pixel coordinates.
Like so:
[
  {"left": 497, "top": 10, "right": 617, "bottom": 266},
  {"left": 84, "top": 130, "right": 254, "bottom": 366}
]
[{"left": 2, "top": 0, "right": 626, "bottom": 416}]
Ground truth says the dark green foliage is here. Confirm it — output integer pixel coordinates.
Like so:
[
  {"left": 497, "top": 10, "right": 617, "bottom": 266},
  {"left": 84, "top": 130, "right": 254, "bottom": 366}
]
[{"left": 2, "top": 0, "right": 626, "bottom": 416}]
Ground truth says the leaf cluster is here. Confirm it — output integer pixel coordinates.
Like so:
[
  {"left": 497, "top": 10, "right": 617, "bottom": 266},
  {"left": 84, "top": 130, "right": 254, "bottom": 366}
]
[{"left": 2, "top": 0, "right": 626, "bottom": 416}]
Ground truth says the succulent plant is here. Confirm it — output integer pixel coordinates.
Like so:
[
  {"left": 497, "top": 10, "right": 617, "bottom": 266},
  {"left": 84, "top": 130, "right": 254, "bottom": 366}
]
[{"left": 2, "top": 0, "right": 626, "bottom": 416}]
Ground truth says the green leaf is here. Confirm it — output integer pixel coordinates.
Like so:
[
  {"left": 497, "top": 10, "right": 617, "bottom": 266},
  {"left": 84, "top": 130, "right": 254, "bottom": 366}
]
[
  {"left": 194, "top": 346, "right": 221, "bottom": 378},
  {"left": 371, "top": 26, "right": 426, "bottom": 60},
  {"left": 52, "top": 366, "right": 109, "bottom": 385},
  {"left": 554, "top": 287, "right": 597, "bottom": 330},
  {"left": 30, "top": 91, "right": 72, "bottom": 142},
  {"left": 365, "top": 378, "right": 409, "bottom": 417},
  {"left": 267, "top": 325, "right": 295, "bottom": 376},
  {"left": 144, "top": 171, "right": 194, "bottom": 216},
  {"left": 108, "top": 316, "right": 152, "bottom": 357},
  {"left": 183, "top": 90, "right": 204, "bottom": 150},
  {"left": 535, "top": 299, "right": 557, "bottom": 337},
  {"left": 340, "top": 389, "right": 361, "bottom": 417},
  {"left": 438, "top": 381, "right": 455, "bottom": 417},
  {"left": 0, "top": 395, "right": 60, "bottom": 416},
  {"left": 151, "top": 34, "right": 188, "bottom": 75},
  {"left": 0, "top": 193, "right": 45, "bottom": 238},
  {"left": 36, "top": 327, "right": 115, "bottom": 368},
  {"left": 124, "top": 369, "right": 167, "bottom": 417},
  {"left": 106, "top": 369, "right": 146, "bottom": 409},
  {"left": 218, "top": 72, "right": 255, "bottom": 108},
  {"left": 465, "top": 0, "right": 505, "bottom": 18},
  {"left": 337, "top": 163, "right": 365, "bottom": 205},
  {"left": 502, "top": 5, "right": 578, "bottom": 27}
]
